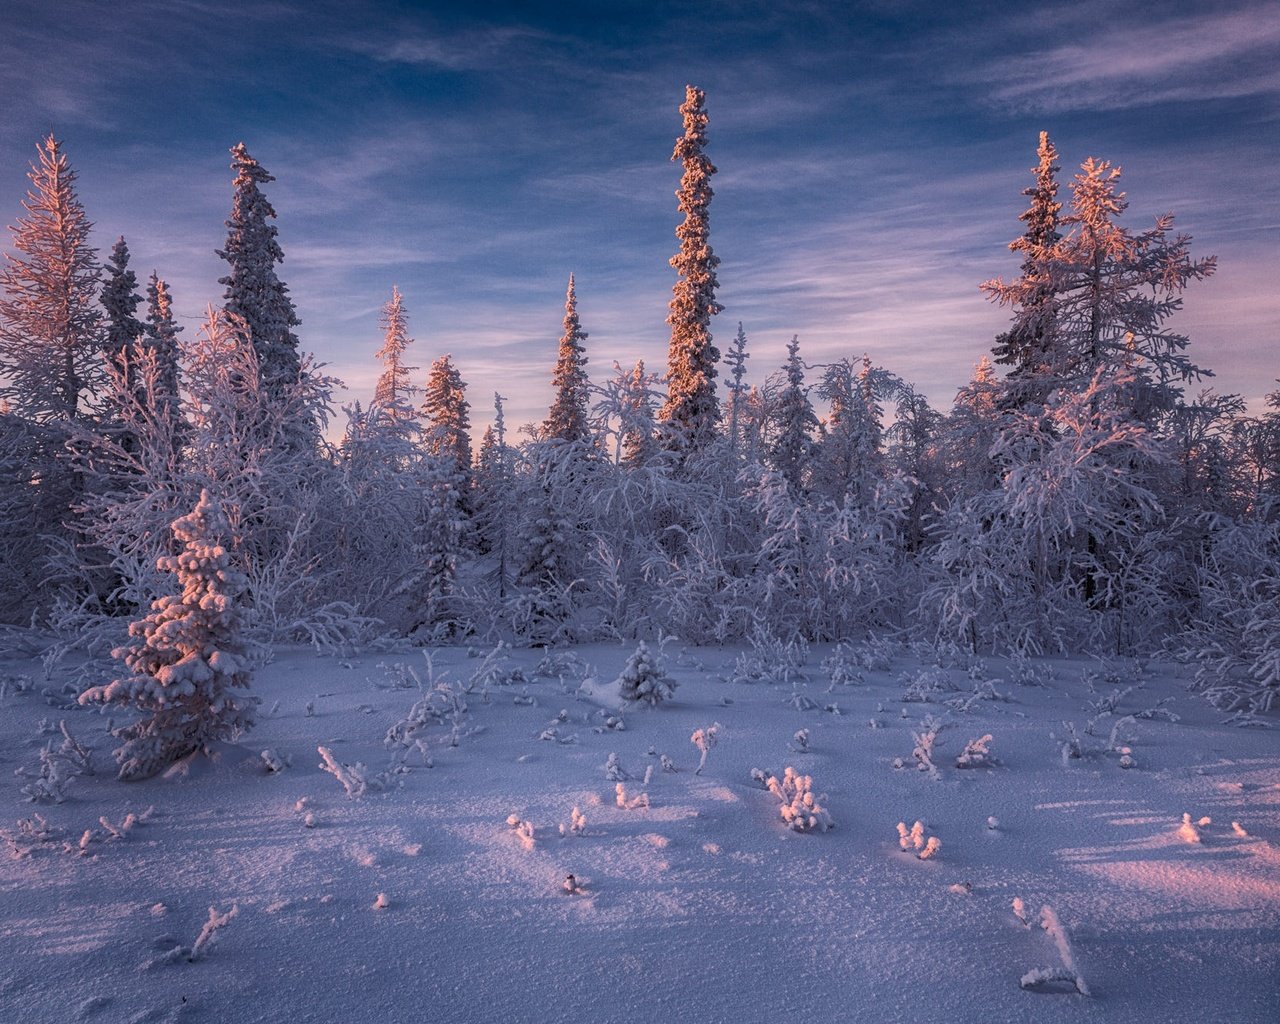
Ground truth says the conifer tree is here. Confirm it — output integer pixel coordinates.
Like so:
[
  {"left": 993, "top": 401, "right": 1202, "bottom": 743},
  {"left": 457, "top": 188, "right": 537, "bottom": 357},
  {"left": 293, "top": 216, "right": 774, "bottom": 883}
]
[
  {"left": 769, "top": 335, "right": 817, "bottom": 492},
  {"left": 724, "top": 322, "right": 750, "bottom": 454},
  {"left": 372, "top": 285, "right": 419, "bottom": 435},
  {"left": 990, "top": 131, "right": 1061, "bottom": 398},
  {"left": 659, "top": 85, "right": 722, "bottom": 457},
  {"left": 100, "top": 238, "right": 145, "bottom": 407},
  {"left": 141, "top": 273, "right": 184, "bottom": 448},
  {"left": 79, "top": 489, "right": 255, "bottom": 781},
  {"left": 216, "top": 143, "right": 309, "bottom": 445},
  {"left": 543, "top": 274, "right": 591, "bottom": 444},
  {"left": 420, "top": 353, "right": 472, "bottom": 479},
  {"left": 0, "top": 135, "right": 102, "bottom": 423},
  {"left": 812, "top": 356, "right": 885, "bottom": 506},
  {"left": 619, "top": 360, "right": 659, "bottom": 468}
]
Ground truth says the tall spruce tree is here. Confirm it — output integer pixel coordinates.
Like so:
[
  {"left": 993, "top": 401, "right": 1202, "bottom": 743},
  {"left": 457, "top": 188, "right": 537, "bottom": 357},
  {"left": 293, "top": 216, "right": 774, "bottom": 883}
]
[
  {"left": 371, "top": 286, "right": 420, "bottom": 454},
  {"left": 543, "top": 273, "right": 591, "bottom": 444},
  {"left": 141, "top": 273, "right": 184, "bottom": 447},
  {"left": 659, "top": 85, "right": 722, "bottom": 457},
  {"left": 100, "top": 238, "right": 145, "bottom": 407},
  {"left": 216, "top": 143, "right": 310, "bottom": 445},
  {"left": 0, "top": 135, "right": 102, "bottom": 423},
  {"left": 990, "top": 131, "right": 1061, "bottom": 399}
]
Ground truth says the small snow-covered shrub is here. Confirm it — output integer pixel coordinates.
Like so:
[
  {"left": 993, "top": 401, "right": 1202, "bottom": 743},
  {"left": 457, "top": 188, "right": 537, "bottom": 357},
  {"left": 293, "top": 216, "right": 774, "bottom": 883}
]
[
  {"left": 616, "top": 641, "right": 677, "bottom": 706},
  {"left": 17, "top": 721, "right": 94, "bottom": 803},
  {"left": 615, "top": 782, "right": 649, "bottom": 810},
  {"left": 690, "top": 722, "right": 720, "bottom": 775},
  {"left": 604, "top": 752, "right": 627, "bottom": 781},
  {"left": 191, "top": 904, "right": 239, "bottom": 961},
  {"left": 384, "top": 681, "right": 469, "bottom": 753},
  {"left": 559, "top": 806, "right": 586, "bottom": 837},
  {"left": 317, "top": 746, "right": 399, "bottom": 799},
  {"left": 785, "top": 681, "right": 818, "bottom": 711},
  {"left": 791, "top": 728, "right": 811, "bottom": 753},
  {"left": 820, "top": 642, "right": 864, "bottom": 687},
  {"left": 763, "top": 767, "right": 833, "bottom": 833},
  {"left": 955, "top": 734, "right": 994, "bottom": 769},
  {"left": 896, "top": 820, "right": 941, "bottom": 859},
  {"left": 1019, "top": 905, "right": 1089, "bottom": 995},
  {"left": 910, "top": 716, "right": 944, "bottom": 779},
  {"left": 506, "top": 814, "right": 535, "bottom": 850},
  {"left": 898, "top": 667, "right": 957, "bottom": 704},
  {"left": 534, "top": 651, "right": 590, "bottom": 681},
  {"left": 727, "top": 625, "right": 809, "bottom": 686}
]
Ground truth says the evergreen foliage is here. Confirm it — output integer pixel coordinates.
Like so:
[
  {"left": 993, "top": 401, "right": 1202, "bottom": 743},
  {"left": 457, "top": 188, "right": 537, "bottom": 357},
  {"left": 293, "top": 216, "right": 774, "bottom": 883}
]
[
  {"left": 543, "top": 274, "right": 591, "bottom": 444},
  {"left": 79, "top": 489, "right": 255, "bottom": 781},
  {"left": 659, "top": 85, "right": 722, "bottom": 459}
]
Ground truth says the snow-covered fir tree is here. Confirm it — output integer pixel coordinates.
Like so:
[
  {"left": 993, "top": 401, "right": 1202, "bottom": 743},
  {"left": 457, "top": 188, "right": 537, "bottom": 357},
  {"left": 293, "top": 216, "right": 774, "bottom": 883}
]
[
  {"left": 659, "top": 85, "right": 722, "bottom": 459},
  {"left": 616, "top": 641, "right": 677, "bottom": 706},
  {"left": 79, "top": 489, "right": 256, "bottom": 781},
  {"left": 372, "top": 285, "right": 420, "bottom": 447},
  {"left": 141, "top": 273, "right": 184, "bottom": 450},
  {"left": 421, "top": 354, "right": 472, "bottom": 482},
  {"left": 618, "top": 360, "right": 661, "bottom": 468},
  {"left": 100, "top": 238, "right": 145, "bottom": 416},
  {"left": 216, "top": 143, "right": 313, "bottom": 449},
  {"left": 811, "top": 357, "right": 885, "bottom": 507},
  {"left": 724, "top": 322, "right": 750, "bottom": 453},
  {"left": 543, "top": 274, "right": 591, "bottom": 445},
  {"left": 990, "top": 131, "right": 1062, "bottom": 404},
  {"left": 0, "top": 136, "right": 103, "bottom": 424},
  {"left": 769, "top": 336, "right": 818, "bottom": 493}
]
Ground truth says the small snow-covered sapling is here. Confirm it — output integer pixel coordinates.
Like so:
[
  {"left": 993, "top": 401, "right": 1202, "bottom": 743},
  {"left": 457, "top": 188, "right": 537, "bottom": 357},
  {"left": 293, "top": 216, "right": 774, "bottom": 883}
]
[
  {"left": 615, "top": 782, "right": 649, "bottom": 810},
  {"left": 1177, "top": 813, "right": 1203, "bottom": 844},
  {"left": 604, "top": 752, "right": 627, "bottom": 781},
  {"left": 1019, "top": 905, "right": 1089, "bottom": 996},
  {"left": 955, "top": 734, "right": 994, "bottom": 769},
  {"left": 616, "top": 641, "right": 677, "bottom": 706},
  {"left": 911, "top": 716, "right": 943, "bottom": 779},
  {"left": 896, "top": 820, "right": 940, "bottom": 859},
  {"left": 559, "top": 806, "right": 587, "bottom": 837},
  {"left": 690, "top": 723, "right": 720, "bottom": 776},
  {"left": 506, "top": 814, "right": 535, "bottom": 850},
  {"left": 764, "top": 767, "right": 833, "bottom": 833},
  {"left": 660, "top": 754, "right": 678, "bottom": 773},
  {"left": 791, "top": 729, "right": 811, "bottom": 754},
  {"left": 190, "top": 904, "right": 239, "bottom": 961}
]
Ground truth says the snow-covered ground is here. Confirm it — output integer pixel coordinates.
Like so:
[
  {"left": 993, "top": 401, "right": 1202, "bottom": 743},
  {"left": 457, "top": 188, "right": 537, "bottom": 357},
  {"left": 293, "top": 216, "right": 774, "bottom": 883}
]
[{"left": 2, "top": 642, "right": 1277, "bottom": 1024}]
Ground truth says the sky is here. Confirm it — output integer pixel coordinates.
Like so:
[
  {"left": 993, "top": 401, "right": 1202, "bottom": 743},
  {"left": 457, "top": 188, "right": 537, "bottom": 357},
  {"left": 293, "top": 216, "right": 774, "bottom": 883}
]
[{"left": 0, "top": 0, "right": 1276, "bottom": 436}]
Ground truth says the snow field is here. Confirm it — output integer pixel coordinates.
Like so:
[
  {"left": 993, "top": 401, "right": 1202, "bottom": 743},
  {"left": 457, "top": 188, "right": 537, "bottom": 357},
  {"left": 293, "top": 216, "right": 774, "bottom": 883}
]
[{"left": 1, "top": 642, "right": 1278, "bottom": 1023}]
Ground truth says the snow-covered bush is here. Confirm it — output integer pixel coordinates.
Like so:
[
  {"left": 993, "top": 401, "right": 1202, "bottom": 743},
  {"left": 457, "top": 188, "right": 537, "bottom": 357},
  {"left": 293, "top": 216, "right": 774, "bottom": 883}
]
[
  {"left": 1019, "top": 905, "right": 1089, "bottom": 995},
  {"left": 79, "top": 490, "right": 256, "bottom": 781},
  {"left": 910, "top": 716, "right": 944, "bottom": 779},
  {"left": 559, "top": 806, "right": 586, "bottom": 837},
  {"left": 615, "top": 782, "right": 649, "bottom": 810},
  {"left": 763, "top": 767, "right": 833, "bottom": 833},
  {"left": 506, "top": 814, "right": 535, "bottom": 850},
  {"left": 955, "top": 734, "right": 994, "bottom": 769},
  {"left": 604, "top": 752, "right": 627, "bottom": 781},
  {"left": 896, "top": 820, "right": 940, "bottom": 859},
  {"left": 317, "top": 746, "right": 400, "bottom": 799},
  {"left": 616, "top": 641, "right": 677, "bottom": 706},
  {"left": 690, "top": 722, "right": 720, "bottom": 775},
  {"left": 16, "top": 720, "right": 94, "bottom": 803}
]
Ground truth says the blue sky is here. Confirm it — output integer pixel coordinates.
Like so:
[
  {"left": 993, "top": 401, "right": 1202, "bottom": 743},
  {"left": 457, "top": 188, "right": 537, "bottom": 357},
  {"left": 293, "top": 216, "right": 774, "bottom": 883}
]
[{"left": 1, "top": 0, "right": 1276, "bottom": 435}]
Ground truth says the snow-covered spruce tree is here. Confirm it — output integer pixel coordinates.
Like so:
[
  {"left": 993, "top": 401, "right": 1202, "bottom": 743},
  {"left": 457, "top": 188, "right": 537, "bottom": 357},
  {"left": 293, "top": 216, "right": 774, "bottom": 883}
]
[
  {"left": 0, "top": 135, "right": 103, "bottom": 424},
  {"left": 989, "top": 131, "right": 1062, "bottom": 406},
  {"left": 421, "top": 353, "right": 472, "bottom": 484},
  {"left": 659, "top": 85, "right": 722, "bottom": 461},
  {"left": 79, "top": 489, "right": 255, "bottom": 781},
  {"left": 372, "top": 285, "right": 420, "bottom": 451},
  {"left": 768, "top": 335, "right": 817, "bottom": 493},
  {"left": 217, "top": 143, "right": 314, "bottom": 451},
  {"left": 985, "top": 153, "right": 1215, "bottom": 405},
  {"left": 724, "top": 322, "right": 750, "bottom": 454},
  {"left": 811, "top": 356, "right": 885, "bottom": 507},
  {"left": 474, "top": 394, "right": 516, "bottom": 598},
  {"left": 400, "top": 451, "right": 469, "bottom": 636},
  {"left": 543, "top": 274, "right": 591, "bottom": 445},
  {"left": 141, "top": 273, "right": 184, "bottom": 453},
  {"left": 885, "top": 380, "right": 944, "bottom": 553},
  {"left": 618, "top": 360, "right": 661, "bottom": 468},
  {"left": 100, "top": 238, "right": 146, "bottom": 424},
  {"left": 616, "top": 641, "right": 677, "bottom": 706}
]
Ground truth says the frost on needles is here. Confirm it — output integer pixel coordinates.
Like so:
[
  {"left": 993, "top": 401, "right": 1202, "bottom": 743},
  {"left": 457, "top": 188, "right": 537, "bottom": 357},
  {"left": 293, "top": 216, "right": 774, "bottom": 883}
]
[{"left": 80, "top": 490, "right": 255, "bottom": 781}]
